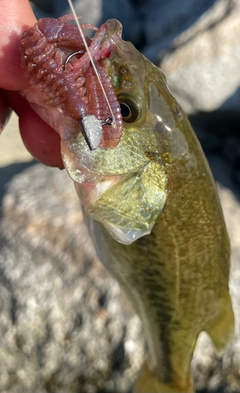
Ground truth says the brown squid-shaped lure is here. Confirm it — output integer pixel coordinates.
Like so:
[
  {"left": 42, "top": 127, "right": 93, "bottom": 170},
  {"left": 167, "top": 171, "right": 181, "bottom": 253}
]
[{"left": 20, "top": 15, "right": 123, "bottom": 148}]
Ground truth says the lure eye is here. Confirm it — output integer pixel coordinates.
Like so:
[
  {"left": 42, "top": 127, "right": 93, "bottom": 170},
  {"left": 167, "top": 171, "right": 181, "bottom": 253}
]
[{"left": 117, "top": 95, "right": 140, "bottom": 123}]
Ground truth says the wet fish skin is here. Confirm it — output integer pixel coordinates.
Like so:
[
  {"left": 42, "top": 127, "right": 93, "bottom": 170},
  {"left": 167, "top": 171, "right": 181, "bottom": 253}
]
[
  {"left": 84, "top": 137, "right": 233, "bottom": 393},
  {"left": 76, "top": 21, "right": 234, "bottom": 393}
]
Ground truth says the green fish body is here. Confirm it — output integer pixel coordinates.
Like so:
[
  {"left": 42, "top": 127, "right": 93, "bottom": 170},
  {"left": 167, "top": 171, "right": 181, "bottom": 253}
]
[
  {"left": 21, "top": 18, "right": 234, "bottom": 393},
  {"left": 67, "top": 21, "right": 233, "bottom": 393}
]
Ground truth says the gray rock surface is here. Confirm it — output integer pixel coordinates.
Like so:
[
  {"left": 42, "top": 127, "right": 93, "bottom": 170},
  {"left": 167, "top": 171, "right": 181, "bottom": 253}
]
[
  {"left": 0, "top": 165, "right": 145, "bottom": 393},
  {"left": 160, "top": 0, "right": 240, "bottom": 114}
]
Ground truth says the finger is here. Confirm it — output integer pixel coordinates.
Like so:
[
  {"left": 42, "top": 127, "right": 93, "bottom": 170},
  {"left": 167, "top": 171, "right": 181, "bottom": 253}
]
[
  {"left": 0, "top": 0, "right": 36, "bottom": 91},
  {"left": 19, "top": 106, "right": 64, "bottom": 169},
  {"left": 3, "top": 90, "right": 64, "bottom": 169}
]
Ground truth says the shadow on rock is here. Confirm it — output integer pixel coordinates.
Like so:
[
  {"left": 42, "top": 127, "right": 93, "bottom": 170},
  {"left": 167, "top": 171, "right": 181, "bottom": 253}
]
[
  {"left": 0, "top": 160, "right": 36, "bottom": 200},
  {"left": 189, "top": 110, "right": 240, "bottom": 201}
]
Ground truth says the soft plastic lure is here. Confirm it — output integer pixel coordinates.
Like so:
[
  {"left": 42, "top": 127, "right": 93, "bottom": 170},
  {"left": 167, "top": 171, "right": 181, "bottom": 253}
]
[{"left": 20, "top": 15, "right": 122, "bottom": 149}]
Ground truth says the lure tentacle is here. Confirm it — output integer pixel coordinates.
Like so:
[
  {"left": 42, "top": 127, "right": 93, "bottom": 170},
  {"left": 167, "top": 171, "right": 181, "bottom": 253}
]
[{"left": 20, "top": 16, "right": 123, "bottom": 148}]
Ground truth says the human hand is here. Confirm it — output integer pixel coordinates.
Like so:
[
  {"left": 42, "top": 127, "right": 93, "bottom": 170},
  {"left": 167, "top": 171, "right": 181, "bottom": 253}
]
[{"left": 0, "top": 0, "right": 64, "bottom": 168}]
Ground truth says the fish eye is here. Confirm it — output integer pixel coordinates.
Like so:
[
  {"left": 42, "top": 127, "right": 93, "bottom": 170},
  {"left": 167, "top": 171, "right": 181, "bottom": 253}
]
[{"left": 117, "top": 95, "right": 140, "bottom": 123}]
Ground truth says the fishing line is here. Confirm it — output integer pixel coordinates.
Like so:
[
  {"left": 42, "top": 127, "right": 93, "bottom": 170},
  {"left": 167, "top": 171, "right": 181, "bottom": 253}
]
[{"left": 66, "top": 0, "right": 116, "bottom": 128}]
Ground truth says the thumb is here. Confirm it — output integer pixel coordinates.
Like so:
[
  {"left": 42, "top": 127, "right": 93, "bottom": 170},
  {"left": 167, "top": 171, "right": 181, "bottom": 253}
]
[{"left": 0, "top": 0, "right": 36, "bottom": 91}]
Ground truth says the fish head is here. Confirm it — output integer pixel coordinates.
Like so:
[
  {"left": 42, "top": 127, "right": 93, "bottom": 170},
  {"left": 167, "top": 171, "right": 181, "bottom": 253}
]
[{"left": 61, "top": 19, "right": 188, "bottom": 245}]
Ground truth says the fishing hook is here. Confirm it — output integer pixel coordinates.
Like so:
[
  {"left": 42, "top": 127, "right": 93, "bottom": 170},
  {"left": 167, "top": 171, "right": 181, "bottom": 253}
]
[
  {"left": 101, "top": 117, "right": 113, "bottom": 126},
  {"left": 63, "top": 50, "right": 84, "bottom": 69}
]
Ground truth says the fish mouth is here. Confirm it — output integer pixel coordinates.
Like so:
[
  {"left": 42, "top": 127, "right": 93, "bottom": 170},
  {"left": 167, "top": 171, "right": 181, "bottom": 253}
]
[
  {"left": 60, "top": 19, "right": 169, "bottom": 245},
  {"left": 74, "top": 171, "right": 160, "bottom": 245},
  {"left": 80, "top": 20, "right": 123, "bottom": 150},
  {"left": 61, "top": 18, "right": 124, "bottom": 150}
]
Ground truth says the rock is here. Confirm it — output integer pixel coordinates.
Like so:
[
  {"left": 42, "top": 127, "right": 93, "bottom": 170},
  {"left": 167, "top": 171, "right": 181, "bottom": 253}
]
[
  {"left": 141, "top": 0, "right": 216, "bottom": 62},
  {"left": 159, "top": 0, "right": 240, "bottom": 114},
  {"left": 0, "top": 164, "right": 144, "bottom": 393}
]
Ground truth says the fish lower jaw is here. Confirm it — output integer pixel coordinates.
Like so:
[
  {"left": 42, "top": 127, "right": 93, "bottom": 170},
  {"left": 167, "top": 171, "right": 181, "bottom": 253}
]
[
  {"left": 103, "top": 222, "right": 153, "bottom": 244},
  {"left": 75, "top": 175, "right": 121, "bottom": 205}
]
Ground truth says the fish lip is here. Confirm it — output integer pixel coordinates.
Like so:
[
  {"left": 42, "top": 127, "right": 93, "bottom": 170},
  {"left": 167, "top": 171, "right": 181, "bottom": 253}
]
[
  {"left": 104, "top": 19, "right": 123, "bottom": 39},
  {"left": 95, "top": 19, "right": 122, "bottom": 52}
]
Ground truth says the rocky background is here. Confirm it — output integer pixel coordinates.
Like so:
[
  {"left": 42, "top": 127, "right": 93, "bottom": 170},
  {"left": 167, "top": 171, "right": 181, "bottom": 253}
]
[{"left": 1, "top": 0, "right": 240, "bottom": 392}]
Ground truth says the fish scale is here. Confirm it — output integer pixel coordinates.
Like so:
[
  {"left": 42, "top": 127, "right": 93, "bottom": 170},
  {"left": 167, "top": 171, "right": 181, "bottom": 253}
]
[{"left": 20, "top": 15, "right": 234, "bottom": 393}]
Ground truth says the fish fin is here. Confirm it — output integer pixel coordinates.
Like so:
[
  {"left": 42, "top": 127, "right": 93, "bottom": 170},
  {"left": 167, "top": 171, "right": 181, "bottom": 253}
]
[
  {"left": 206, "top": 294, "right": 234, "bottom": 352},
  {"left": 134, "top": 363, "right": 193, "bottom": 393}
]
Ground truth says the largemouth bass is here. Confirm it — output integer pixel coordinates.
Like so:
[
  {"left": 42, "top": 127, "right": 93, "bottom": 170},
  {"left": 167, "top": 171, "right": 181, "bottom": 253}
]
[{"left": 20, "top": 17, "right": 234, "bottom": 393}]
